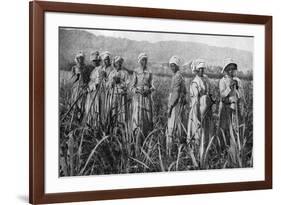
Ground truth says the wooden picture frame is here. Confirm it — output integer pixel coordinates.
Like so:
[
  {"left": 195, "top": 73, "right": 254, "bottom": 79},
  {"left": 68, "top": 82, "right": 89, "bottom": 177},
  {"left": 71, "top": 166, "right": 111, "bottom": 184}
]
[{"left": 29, "top": 1, "right": 272, "bottom": 204}]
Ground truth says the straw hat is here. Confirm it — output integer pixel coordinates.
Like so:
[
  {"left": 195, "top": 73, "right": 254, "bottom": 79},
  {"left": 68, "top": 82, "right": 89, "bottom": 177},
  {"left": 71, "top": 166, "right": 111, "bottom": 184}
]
[{"left": 221, "top": 58, "right": 237, "bottom": 73}]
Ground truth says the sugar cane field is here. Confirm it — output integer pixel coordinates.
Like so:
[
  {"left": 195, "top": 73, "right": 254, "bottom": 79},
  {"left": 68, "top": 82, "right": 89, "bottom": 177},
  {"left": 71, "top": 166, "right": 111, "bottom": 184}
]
[{"left": 59, "top": 70, "right": 253, "bottom": 177}]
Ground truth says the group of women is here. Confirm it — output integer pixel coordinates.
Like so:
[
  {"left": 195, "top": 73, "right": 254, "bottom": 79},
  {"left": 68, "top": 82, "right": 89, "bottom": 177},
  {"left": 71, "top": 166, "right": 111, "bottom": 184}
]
[{"left": 69, "top": 51, "right": 245, "bottom": 156}]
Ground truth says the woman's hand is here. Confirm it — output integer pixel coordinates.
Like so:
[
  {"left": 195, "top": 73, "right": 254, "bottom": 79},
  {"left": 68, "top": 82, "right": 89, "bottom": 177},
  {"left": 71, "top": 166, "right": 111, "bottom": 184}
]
[
  {"left": 142, "top": 89, "right": 151, "bottom": 97},
  {"left": 113, "top": 76, "right": 121, "bottom": 84},
  {"left": 135, "top": 88, "right": 142, "bottom": 95},
  {"left": 230, "top": 80, "right": 238, "bottom": 90}
]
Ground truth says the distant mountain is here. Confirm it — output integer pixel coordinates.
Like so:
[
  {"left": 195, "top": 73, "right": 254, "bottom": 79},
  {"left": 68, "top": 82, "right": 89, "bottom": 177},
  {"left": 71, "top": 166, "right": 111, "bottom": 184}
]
[{"left": 59, "top": 29, "right": 253, "bottom": 74}]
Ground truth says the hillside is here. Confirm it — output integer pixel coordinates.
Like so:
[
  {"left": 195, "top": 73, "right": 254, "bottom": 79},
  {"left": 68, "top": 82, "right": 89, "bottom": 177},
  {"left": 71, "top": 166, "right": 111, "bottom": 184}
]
[{"left": 59, "top": 29, "right": 253, "bottom": 75}]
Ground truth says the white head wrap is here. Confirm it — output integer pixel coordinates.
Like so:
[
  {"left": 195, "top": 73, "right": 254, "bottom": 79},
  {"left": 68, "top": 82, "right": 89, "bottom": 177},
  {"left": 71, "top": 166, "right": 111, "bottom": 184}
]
[
  {"left": 221, "top": 58, "right": 237, "bottom": 73},
  {"left": 100, "top": 51, "right": 111, "bottom": 61},
  {"left": 191, "top": 59, "right": 206, "bottom": 73},
  {"left": 138, "top": 52, "right": 148, "bottom": 63},
  {"left": 114, "top": 56, "right": 124, "bottom": 64},
  {"left": 90, "top": 51, "right": 100, "bottom": 61},
  {"left": 75, "top": 51, "right": 85, "bottom": 62},
  {"left": 169, "top": 55, "right": 181, "bottom": 67}
]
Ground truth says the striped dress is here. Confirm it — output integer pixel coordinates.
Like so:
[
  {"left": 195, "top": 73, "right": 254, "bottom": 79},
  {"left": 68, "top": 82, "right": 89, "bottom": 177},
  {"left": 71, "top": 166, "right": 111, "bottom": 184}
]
[
  {"left": 131, "top": 68, "right": 154, "bottom": 139},
  {"left": 187, "top": 74, "right": 213, "bottom": 144},
  {"left": 167, "top": 71, "right": 187, "bottom": 138}
]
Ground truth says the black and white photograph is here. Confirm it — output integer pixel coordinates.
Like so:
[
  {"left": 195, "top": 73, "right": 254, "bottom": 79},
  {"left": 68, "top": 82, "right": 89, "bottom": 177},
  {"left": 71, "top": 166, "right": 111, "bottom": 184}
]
[{"left": 58, "top": 27, "right": 253, "bottom": 177}]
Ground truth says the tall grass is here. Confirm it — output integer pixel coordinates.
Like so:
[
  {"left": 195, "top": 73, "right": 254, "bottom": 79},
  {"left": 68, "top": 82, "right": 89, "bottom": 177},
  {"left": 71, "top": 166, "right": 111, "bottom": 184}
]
[{"left": 59, "top": 72, "right": 253, "bottom": 176}]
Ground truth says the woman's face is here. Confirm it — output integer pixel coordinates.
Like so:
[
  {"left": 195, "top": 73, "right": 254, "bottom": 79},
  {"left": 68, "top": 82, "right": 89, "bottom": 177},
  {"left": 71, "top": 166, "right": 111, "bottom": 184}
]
[
  {"left": 103, "top": 57, "right": 110, "bottom": 67},
  {"left": 140, "top": 58, "right": 147, "bottom": 68},
  {"left": 76, "top": 57, "right": 84, "bottom": 65},
  {"left": 169, "top": 63, "right": 178, "bottom": 73},
  {"left": 226, "top": 69, "right": 234, "bottom": 77},
  {"left": 116, "top": 60, "right": 123, "bottom": 70},
  {"left": 225, "top": 64, "right": 237, "bottom": 77},
  {"left": 92, "top": 60, "right": 100, "bottom": 67},
  {"left": 198, "top": 67, "right": 205, "bottom": 77}
]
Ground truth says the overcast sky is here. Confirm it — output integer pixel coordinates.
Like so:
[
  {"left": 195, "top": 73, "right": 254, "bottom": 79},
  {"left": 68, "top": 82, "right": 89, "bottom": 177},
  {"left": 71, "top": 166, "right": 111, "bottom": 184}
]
[{"left": 84, "top": 28, "right": 253, "bottom": 52}]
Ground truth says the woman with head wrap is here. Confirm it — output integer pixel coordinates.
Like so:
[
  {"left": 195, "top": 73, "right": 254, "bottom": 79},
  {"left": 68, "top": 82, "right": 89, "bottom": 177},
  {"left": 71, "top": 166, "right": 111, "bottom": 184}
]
[
  {"left": 106, "top": 56, "right": 130, "bottom": 128},
  {"left": 187, "top": 59, "right": 214, "bottom": 164},
  {"left": 84, "top": 51, "right": 102, "bottom": 125},
  {"left": 100, "top": 51, "right": 114, "bottom": 77},
  {"left": 90, "top": 51, "right": 101, "bottom": 68},
  {"left": 218, "top": 58, "right": 244, "bottom": 150},
  {"left": 131, "top": 53, "right": 154, "bottom": 153},
  {"left": 166, "top": 56, "right": 187, "bottom": 157},
  {"left": 70, "top": 51, "right": 89, "bottom": 122},
  {"left": 84, "top": 51, "right": 113, "bottom": 131}
]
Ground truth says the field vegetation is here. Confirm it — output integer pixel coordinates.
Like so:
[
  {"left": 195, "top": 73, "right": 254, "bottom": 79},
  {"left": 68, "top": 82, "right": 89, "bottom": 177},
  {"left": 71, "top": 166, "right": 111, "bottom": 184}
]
[{"left": 59, "top": 70, "right": 253, "bottom": 176}]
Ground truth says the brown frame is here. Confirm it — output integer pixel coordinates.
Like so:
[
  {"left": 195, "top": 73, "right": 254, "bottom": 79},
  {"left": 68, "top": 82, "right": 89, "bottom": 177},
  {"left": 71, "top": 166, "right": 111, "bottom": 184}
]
[{"left": 29, "top": 1, "right": 272, "bottom": 204}]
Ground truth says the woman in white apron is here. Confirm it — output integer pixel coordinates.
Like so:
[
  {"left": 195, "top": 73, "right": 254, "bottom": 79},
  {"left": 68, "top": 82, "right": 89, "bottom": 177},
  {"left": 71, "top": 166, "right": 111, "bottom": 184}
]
[
  {"left": 166, "top": 56, "right": 187, "bottom": 157},
  {"left": 187, "top": 59, "right": 214, "bottom": 164}
]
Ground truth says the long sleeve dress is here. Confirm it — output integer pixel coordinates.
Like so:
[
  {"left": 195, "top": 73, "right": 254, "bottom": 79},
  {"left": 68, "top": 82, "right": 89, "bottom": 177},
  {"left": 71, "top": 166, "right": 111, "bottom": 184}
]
[
  {"left": 103, "top": 66, "right": 114, "bottom": 120},
  {"left": 84, "top": 65, "right": 106, "bottom": 127},
  {"left": 187, "top": 75, "right": 213, "bottom": 145},
  {"left": 131, "top": 68, "right": 154, "bottom": 141},
  {"left": 70, "top": 64, "right": 90, "bottom": 122},
  {"left": 167, "top": 71, "right": 187, "bottom": 138},
  {"left": 233, "top": 77, "right": 246, "bottom": 122},
  {"left": 84, "top": 65, "right": 113, "bottom": 128},
  {"left": 106, "top": 69, "right": 129, "bottom": 128},
  {"left": 218, "top": 75, "right": 244, "bottom": 146}
]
